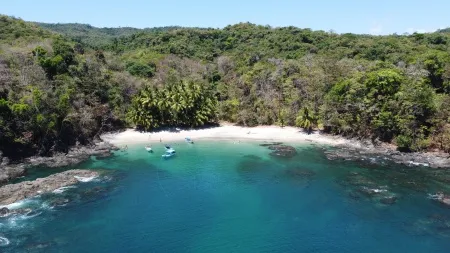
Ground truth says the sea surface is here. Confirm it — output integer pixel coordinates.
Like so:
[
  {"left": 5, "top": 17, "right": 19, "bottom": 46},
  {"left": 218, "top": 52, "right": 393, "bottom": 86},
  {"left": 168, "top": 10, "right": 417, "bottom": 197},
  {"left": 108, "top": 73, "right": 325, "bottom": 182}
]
[{"left": 2, "top": 141, "right": 450, "bottom": 252}]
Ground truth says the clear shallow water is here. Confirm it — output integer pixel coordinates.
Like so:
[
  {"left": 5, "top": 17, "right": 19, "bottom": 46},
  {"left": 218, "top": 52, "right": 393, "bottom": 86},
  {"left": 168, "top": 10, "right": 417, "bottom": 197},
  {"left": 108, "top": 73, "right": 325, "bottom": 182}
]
[{"left": 2, "top": 141, "right": 450, "bottom": 252}]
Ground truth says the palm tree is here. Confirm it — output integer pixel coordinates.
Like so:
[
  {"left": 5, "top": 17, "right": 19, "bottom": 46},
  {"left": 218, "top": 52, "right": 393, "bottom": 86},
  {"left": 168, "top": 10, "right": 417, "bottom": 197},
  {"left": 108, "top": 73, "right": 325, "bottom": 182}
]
[
  {"left": 296, "top": 107, "right": 316, "bottom": 134},
  {"left": 129, "top": 78, "right": 218, "bottom": 129}
]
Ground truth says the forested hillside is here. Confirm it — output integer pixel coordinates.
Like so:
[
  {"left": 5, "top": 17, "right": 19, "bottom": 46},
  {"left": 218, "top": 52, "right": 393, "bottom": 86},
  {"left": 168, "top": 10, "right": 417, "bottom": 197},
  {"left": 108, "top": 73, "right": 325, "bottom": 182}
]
[
  {"left": 0, "top": 16, "right": 144, "bottom": 159},
  {"left": 102, "top": 23, "right": 450, "bottom": 153},
  {"left": 1, "top": 15, "right": 450, "bottom": 161},
  {"left": 37, "top": 22, "right": 182, "bottom": 49}
]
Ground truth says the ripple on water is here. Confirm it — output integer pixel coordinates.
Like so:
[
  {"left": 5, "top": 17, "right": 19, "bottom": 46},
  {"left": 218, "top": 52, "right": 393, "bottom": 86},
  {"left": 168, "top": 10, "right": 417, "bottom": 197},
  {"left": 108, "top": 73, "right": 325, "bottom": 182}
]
[{"left": 0, "top": 236, "right": 10, "bottom": 246}]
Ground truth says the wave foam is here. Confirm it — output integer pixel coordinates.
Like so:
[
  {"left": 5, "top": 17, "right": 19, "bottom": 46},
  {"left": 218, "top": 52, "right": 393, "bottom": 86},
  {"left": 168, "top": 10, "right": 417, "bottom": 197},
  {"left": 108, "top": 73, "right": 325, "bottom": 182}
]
[
  {"left": 0, "top": 236, "right": 10, "bottom": 246},
  {"left": 0, "top": 199, "right": 40, "bottom": 210},
  {"left": 428, "top": 193, "right": 443, "bottom": 200},
  {"left": 74, "top": 176, "right": 98, "bottom": 182},
  {"left": 21, "top": 211, "right": 42, "bottom": 219},
  {"left": 53, "top": 186, "right": 77, "bottom": 194},
  {"left": 409, "top": 161, "right": 429, "bottom": 167}
]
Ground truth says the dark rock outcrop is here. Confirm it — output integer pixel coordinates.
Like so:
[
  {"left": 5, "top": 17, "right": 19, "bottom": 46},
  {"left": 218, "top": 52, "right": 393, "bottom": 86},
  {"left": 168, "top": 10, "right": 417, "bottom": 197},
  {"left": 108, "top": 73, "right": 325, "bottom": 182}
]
[
  {"left": 0, "top": 164, "right": 26, "bottom": 184},
  {"left": 25, "top": 142, "right": 118, "bottom": 168},
  {"left": 0, "top": 141, "right": 117, "bottom": 184},
  {"left": 0, "top": 169, "right": 99, "bottom": 206},
  {"left": 0, "top": 207, "right": 33, "bottom": 217},
  {"left": 0, "top": 207, "right": 8, "bottom": 216},
  {"left": 1, "top": 157, "right": 9, "bottom": 166},
  {"left": 325, "top": 145, "right": 450, "bottom": 168}
]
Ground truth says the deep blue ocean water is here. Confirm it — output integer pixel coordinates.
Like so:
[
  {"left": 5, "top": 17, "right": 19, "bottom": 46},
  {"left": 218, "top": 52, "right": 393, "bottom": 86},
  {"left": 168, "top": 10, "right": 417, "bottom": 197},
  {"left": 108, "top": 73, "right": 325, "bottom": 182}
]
[{"left": 2, "top": 141, "right": 450, "bottom": 252}]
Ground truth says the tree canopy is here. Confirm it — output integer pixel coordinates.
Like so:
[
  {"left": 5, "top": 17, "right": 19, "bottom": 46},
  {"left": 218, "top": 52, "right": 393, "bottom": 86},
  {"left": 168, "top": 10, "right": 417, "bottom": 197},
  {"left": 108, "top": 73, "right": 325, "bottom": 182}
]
[{"left": 2, "top": 15, "right": 450, "bottom": 160}]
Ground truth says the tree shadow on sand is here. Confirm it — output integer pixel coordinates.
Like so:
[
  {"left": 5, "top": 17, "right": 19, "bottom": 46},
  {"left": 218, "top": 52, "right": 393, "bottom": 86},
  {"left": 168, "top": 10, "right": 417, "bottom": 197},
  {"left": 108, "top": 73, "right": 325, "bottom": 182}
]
[{"left": 134, "top": 122, "right": 221, "bottom": 133}]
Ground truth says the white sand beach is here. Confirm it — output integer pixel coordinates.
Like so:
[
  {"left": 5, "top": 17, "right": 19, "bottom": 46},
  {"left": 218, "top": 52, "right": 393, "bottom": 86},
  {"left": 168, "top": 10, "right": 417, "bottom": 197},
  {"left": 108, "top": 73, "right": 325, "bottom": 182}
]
[{"left": 101, "top": 124, "right": 353, "bottom": 146}]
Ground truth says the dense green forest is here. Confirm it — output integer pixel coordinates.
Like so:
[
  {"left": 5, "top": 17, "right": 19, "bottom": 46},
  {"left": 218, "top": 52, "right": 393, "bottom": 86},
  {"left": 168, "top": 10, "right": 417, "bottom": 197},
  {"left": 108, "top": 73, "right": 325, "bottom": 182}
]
[
  {"left": 36, "top": 22, "right": 183, "bottom": 49},
  {"left": 1, "top": 15, "right": 450, "bottom": 160}
]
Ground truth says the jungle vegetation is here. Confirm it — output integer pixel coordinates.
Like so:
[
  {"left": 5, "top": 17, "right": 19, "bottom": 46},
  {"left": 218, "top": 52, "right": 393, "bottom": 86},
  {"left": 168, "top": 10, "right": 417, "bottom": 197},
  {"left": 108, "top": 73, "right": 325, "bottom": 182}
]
[{"left": 2, "top": 15, "right": 450, "bottom": 159}]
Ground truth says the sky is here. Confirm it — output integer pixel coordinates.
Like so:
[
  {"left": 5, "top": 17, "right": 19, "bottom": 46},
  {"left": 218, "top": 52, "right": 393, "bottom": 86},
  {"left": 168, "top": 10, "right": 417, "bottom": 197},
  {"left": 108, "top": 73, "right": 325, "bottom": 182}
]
[{"left": 2, "top": 0, "right": 449, "bottom": 35}]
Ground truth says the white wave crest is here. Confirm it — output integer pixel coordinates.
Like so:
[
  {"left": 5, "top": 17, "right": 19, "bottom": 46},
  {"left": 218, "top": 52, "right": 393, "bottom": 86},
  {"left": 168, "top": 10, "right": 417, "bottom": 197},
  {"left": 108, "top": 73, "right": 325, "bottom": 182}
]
[
  {"left": 21, "top": 211, "right": 42, "bottom": 219},
  {"left": 74, "top": 176, "right": 98, "bottom": 182},
  {"left": 0, "top": 236, "right": 10, "bottom": 246},
  {"left": 53, "top": 186, "right": 77, "bottom": 194},
  {"left": 409, "top": 161, "right": 429, "bottom": 167},
  {"left": 428, "top": 193, "right": 443, "bottom": 200},
  {"left": 0, "top": 199, "right": 40, "bottom": 210}
]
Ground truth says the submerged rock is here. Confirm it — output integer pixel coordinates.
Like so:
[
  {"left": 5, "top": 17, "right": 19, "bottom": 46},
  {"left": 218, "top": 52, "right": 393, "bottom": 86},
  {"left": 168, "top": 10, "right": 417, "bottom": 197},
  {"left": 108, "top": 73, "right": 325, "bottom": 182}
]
[
  {"left": 283, "top": 168, "right": 316, "bottom": 179},
  {"left": 343, "top": 174, "right": 376, "bottom": 188},
  {"left": 410, "top": 215, "right": 450, "bottom": 237},
  {"left": 0, "top": 169, "right": 99, "bottom": 206},
  {"left": 81, "top": 186, "right": 108, "bottom": 198},
  {"left": 380, "top": 195, "right": 398, "bottom": 205},
  {"left": 268, "top": 145, "right": 297, "bottom": 158},
  {"left": 26, "top": 241, "right": 53, "bottom": 251},
  {"left": 357, "top": 186, "right": 387, "bottom": 197},
  {"left": 260, "top": 142, "right": 298, "bottom": 158},
  {"left": 94, "top": 152, "right": 113, "bottom": 160},
  {"left": 242, "top": 155, "right": 262, "bottom": 160},
  {"left": 48, "top": 198, "right": 70, "bottom": 208},
  {"left": 259, "top": 142, "right": 283, "bottom": 147},
  {"left": 348, "top": 191, "right": 361, "bottom": 200}
]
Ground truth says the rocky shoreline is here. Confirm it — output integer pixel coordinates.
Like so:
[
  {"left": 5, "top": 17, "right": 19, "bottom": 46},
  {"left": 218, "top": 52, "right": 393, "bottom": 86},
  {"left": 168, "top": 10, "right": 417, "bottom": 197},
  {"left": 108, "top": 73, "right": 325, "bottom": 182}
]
[
  {"left": 324, "top": 140, "right": 450, "bottom": 169},
  {"left": 258, "top": 137, "right": 450, "bottom": 169},
  {"left": 0, "top": 169, "right": 99, "bottom": 208},
  {"left": 0, "top": 141, "right": 118, "bottom": 185}
]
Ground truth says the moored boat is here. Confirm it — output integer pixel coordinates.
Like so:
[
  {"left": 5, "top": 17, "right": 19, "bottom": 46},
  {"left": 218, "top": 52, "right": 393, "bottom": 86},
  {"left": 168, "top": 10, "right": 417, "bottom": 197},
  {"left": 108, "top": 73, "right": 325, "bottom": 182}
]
[{"left": 162, "top": 148, "right": 176, "bottom": 158}]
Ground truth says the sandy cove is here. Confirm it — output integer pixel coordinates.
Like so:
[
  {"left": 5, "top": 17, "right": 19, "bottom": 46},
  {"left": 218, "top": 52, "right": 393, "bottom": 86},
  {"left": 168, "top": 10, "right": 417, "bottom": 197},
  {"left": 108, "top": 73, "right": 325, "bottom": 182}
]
[
  {"left": 101, "top": 124, "right": 450, "bottom": 168},
  {"left": 101, "top": 124, "right": 352, "bottom": 146}
]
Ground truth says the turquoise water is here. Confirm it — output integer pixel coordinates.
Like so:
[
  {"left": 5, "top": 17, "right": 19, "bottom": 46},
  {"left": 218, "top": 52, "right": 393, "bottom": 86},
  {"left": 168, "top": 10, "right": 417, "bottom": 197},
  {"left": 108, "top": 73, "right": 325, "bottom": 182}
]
[{"left": 2, "top": 141, "right": 450, "bottom": 252}]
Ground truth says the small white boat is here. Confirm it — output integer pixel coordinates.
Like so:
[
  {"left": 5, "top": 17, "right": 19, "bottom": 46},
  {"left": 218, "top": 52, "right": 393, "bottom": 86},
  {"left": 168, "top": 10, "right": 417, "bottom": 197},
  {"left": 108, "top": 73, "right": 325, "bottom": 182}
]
[
  {"left": 162, "top": 149, "right": 176, "bottom": 158},
  {"left": 145, "top": 146, "right": 153, "bottom": 152},
  {"left": 185, "top": 137, "right": 194, "bottom": 144}
]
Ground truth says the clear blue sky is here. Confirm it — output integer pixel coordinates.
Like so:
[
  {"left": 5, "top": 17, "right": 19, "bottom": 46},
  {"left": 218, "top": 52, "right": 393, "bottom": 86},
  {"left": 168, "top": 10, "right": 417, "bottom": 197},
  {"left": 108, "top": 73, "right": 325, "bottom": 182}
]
[{"left": 2, "top": 0, "right": 449, "bottom": 34}]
